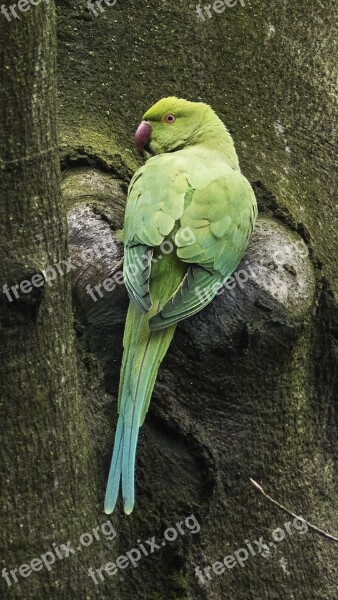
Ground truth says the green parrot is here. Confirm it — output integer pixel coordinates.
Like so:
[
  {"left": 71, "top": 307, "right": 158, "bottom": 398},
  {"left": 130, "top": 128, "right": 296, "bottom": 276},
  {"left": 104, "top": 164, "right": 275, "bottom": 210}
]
[{"left": 104, "top": 97, "right": 257, "bottom": 514}]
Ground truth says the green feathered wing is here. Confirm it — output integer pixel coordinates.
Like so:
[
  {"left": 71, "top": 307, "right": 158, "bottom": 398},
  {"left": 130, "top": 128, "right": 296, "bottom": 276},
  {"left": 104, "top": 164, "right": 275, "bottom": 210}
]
[{"left": 104, "top": 149, "right": 257, "bottom": 514}]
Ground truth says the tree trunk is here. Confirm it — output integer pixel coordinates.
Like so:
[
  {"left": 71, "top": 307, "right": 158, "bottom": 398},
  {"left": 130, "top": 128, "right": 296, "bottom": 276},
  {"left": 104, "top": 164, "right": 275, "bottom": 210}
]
[
  {"left": 1, "top": 0, "right": 337, "bottom": 599},
  {"left": 0, "top": 4, "right": 117, "bottom": 599}
]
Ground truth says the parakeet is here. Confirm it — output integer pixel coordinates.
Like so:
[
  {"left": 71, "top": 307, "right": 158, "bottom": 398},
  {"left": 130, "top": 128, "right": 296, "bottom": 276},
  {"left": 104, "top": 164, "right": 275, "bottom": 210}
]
[{"left": 104, "top": 97, "right": 257, "bottom": 514}]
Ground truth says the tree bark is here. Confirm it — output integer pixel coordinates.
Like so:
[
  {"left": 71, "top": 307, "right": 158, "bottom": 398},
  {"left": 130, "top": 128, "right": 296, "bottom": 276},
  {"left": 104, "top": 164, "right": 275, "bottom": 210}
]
[
  {"left": 1, "top": 0, "right": 337, "bottom": 599},
  {"left": 0, "top": 4, "right": 117, "bottom": 600}
]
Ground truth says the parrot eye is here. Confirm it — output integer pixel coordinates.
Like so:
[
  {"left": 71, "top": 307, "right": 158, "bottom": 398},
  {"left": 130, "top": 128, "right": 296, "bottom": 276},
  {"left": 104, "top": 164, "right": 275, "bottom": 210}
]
[{"left": 163, "top": 114, "right": 176, "bottom": 124}]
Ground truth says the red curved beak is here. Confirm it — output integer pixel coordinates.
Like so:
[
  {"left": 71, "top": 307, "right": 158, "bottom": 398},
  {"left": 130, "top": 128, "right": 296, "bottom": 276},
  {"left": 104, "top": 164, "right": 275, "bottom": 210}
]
[{"left": 135, "top": 121, "right": 152, "bottom": 154}]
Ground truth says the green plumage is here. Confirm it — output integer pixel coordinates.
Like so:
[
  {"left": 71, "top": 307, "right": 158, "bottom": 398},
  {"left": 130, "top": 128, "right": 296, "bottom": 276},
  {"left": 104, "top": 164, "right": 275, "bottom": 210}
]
[{"left": 104, "top": 97, "right": 257, "bottom": 514}]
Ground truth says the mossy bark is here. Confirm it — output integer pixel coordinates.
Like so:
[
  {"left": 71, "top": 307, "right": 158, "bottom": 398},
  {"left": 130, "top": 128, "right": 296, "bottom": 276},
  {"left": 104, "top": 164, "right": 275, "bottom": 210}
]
[
  {"left": 0, "top": 4, "right": 118, "bottom": 600},
  {"left": 0, "top": 0, "right": 337, "bottom": 599}
]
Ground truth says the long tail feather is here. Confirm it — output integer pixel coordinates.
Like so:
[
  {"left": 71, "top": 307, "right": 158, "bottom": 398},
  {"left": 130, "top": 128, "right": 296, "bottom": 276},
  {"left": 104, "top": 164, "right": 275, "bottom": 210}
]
[
  {"left": 105, "top": 245, "right": 187, "bottom": 514},
  {"left": 104, "top": 416, "right": 124, "bottom": 513},
  {"left": 104, "top": 305, "right": 175, "bottom": 514}
]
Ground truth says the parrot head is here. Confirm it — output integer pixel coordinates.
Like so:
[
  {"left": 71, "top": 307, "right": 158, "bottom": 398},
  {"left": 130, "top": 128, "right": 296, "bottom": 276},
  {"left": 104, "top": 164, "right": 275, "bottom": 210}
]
[{"left": 135, "top": 96, "right": 233, "bottom": 157}]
